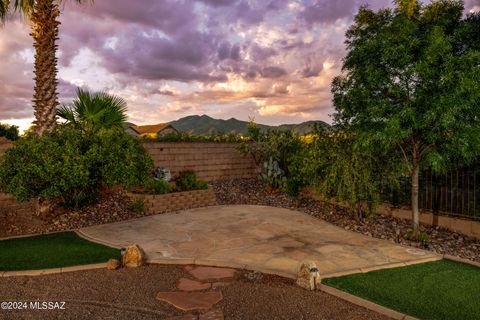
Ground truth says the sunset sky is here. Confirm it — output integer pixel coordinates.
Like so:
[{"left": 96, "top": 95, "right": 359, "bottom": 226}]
[{"left": 0, "top": 0, "right": 479, "bottom": 132}]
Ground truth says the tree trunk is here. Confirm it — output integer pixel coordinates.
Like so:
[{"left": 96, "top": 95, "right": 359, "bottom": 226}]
[
  {"left": 411, "top": 159, "right": 420, "bottom": 234},
  {"left": 31, "top": 0, "right": 60, "bottom": 136}
]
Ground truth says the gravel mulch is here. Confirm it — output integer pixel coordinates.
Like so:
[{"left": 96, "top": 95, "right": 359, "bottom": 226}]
[
  {"left": 212, "top": 179, "right": 480, "bottom": 263},
  {"left": 0, "top": 189, "right": 149, "bottom": 238},
  {"left": 0, "top": 264, "right": 389, "bottom": 320}
]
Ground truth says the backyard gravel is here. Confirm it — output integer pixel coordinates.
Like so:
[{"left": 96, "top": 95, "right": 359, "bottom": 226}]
[
  {"left": 212, "top": 179, "right": 480, "bottom": 263},
  {"left": 0, "top": 264, "right": 389, "bottom": 320}
]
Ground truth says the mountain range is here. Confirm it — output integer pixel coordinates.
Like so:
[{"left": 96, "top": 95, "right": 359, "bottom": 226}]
[{"left": 127, "top": 115, "right": 328, "bottom": 135}]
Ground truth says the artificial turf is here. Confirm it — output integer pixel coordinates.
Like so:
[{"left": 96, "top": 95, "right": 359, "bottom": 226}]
[
  {"left": 324, "top": 260, "right": 480, "bottom": 320},
  {"left": 0, "top": 232, "right": 120, "bottom": 271}
]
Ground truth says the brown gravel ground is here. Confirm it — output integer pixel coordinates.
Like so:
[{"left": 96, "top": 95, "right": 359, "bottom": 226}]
[
  {"left": 212, "top": 179, "right": 480, "bottom": 263},
  {"left": 0, "top": 264, "right": 389, "bottom": 320},
  {"left": 0, "top": 188, "right": 148, "bottom": 238}
]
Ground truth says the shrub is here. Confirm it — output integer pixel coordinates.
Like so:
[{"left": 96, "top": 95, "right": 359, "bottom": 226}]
[
  {"left": 128, "top": 196, "right": 146, "bottom": 214},
  {"left": 143, "top": 178, "right": 172, "bottom": 194},
  {"left": 142, "top": 132, "right": 244, "bottom": 143},
  {"left": 0, "top": 126, "right": 153, "bottom": 208},
  {"left": 260, "top": 157, "right": 286, "bottom": 192},
  {"left": 175, "top": 170, "right": 208, "bottom": 191},
  {"left": 0, "top": 123, "right": 19, "bottom": 141}
]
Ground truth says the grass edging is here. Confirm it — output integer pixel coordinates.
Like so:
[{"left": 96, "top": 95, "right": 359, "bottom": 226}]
[{"left": 319, "top": 284, "right": 417, "bottom": 320}]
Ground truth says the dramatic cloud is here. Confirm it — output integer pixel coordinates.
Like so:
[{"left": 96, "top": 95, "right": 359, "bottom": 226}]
[{"left": 0, "top": 0, "right": 478, "bottom": 131}]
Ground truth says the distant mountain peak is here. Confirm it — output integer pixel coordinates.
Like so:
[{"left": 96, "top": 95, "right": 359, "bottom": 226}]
[{"left": 167, "top": 115, "right": 329, "bottom": 135}]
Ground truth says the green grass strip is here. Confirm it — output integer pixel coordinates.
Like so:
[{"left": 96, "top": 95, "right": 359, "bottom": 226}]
[
  {"left": 0, "top": 232, "right": 120, "bottom": 271},
  {"left": 324, "top": 260, "right": 480, "bottom": 320}
]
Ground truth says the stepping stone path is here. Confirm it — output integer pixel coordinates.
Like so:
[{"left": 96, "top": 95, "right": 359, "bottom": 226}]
[
  {"left": 177, "top": 278, "right": 211, "bottom": 291},
  {"left": 186, "top": 266, "right": 236, "bottom": 281},
  {"left": 156, "top": 292, "right": 223, "bottom": 311},
  {"left": 159, "top": 266, "right": 236, "bottom": 320}
]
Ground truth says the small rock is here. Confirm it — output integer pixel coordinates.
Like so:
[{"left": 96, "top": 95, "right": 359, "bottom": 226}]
[
  {"left": 122, "top": 244, "right": 146, "bottom": 268},
  {"left": 106, "top": 259, "right": 121, "bottom": 270},
  {"left": 296, "top": 260, "right": 321, "bottom": 291}
]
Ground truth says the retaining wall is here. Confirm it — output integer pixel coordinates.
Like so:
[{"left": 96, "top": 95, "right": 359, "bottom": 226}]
[
  {"left": 127, "top": 188, "right": 217, "bottom": 214},
  {"left": 376, "top": 204, "right": 480, "bottom": 240}
]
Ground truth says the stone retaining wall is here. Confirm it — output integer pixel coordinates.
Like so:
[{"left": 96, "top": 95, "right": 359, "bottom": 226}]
[
  {"left": 127, "top": 187, "right": 217, "bottom": 214},
  {"left": 142, "top": 142, "right": 256, "bottom": 181}
]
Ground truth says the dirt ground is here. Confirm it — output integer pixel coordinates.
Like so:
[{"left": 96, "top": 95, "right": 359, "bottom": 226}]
[{"left": 0, "top": 264, "right": 389, "bottom": 320}]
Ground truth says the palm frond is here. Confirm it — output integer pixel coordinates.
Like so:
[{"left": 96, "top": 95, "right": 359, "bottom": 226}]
[
  {"left": 57, "top": 105, "right": 77, "bottom": 124},
  {"left": 0, "top": 0, "right": 11, "bottom": 21},
  {"left": 63, "top": 87, "right": 128, "bottom": 131},
  {"left": 13, "top": 0, "right": 34, "bottom": 17}
]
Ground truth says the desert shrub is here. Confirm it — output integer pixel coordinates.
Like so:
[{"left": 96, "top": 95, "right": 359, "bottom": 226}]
[
  {"left": 142, "top": 131, "right": 244, "bottom": 143},
  {"left": 260, "top": 157, "right": 287, "bottom": 191},
  {"left": 128, "top": 196, "right": 146, "bottom": 214},
  {"left": 143, "top": 178, "right": 172, "bottom": 194},
  {"left": 0, "top": 123, "right": 19, "bottom": 141},
  {"left": 175, "top": 170, "right": 208, "bottom": 191},
  {"left": 0, "top": 126, "right": 153, "bottom": 208},
  {"left": 240, "top": 121, "right": 304, "bottom": 194}
]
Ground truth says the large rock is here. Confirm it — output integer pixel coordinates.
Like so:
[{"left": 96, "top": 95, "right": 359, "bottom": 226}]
[
  {"left": 296, "top": 260, "right": 321, "bottom": 290},
  {"left": 122, "top": 244, "right": 146, "bottom": 268},
  {"left": 106, "top": 259, "right": 121, "bottom": 270}
]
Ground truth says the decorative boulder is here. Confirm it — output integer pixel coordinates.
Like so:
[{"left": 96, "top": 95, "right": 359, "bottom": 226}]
[
  {"left": 296, "top": 261, "right": 321, "bottom": 290},
  {"left": 122, "top": 244, "right": 146, "bottom": 268},
  {"left": 106, "top": 259, "right": 121, "bottom": 270}
]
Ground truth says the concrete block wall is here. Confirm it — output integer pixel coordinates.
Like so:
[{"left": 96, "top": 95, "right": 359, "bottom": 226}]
[
  {"left": 142, "top": 142, "right": 256, "bottom": 181},
  {"left": 377, "top": 203, "right": 480, "bottom": 240}
]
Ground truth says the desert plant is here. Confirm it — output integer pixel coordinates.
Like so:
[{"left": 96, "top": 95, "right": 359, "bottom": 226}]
[
  {"left": 152, "top": 166, "right": 172, "bottom": 182},
  {"left": 260, "top": 157, "right": 287, "bottom": 192},
  {"left": 128, "top": 196, "right": 146, "bottom": 214},
  {"left": 175, "top": 171, "right": 208, "bottom": 192},
  {"left": 143, "top": 178, "right": 172, "bottom": 195}
]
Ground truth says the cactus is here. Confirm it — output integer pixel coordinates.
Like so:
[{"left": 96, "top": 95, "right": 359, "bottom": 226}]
[
  {"left": 260, "top": 157, "right": 287, "bottom": 191},
  {"left": 153, "top": 166, "right": 172, "bottom": 182}
]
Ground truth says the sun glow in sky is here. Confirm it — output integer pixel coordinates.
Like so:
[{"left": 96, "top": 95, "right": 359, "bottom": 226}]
[{"left": 0, "top": 0, "right": 478, "bottom": 132}]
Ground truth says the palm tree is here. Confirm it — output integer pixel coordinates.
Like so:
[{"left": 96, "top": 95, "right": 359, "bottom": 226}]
[
  {"left": 0, "top": 0, "right": 90, "bottom": 136},
  {"left": 57, "top": 88, "right": 128, "bottom": 131}
]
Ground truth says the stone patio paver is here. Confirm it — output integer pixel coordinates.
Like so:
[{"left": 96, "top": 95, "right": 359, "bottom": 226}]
[
  {"left": 177, "top": 278, "right": 211, "bottom": 291},
  {"left": 187, "top": 266, "right": 236, "bottom": 281},
  {"left": 79, "top": 205, "right": 441, "bottom": 278}
]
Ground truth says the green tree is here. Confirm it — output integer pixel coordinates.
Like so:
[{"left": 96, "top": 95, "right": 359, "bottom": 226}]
[
  {"left": 57, "top": 88, "right": 128, "bottom": 132},
  {"left": 332, "top": 0, "right": 480, "bottom": 233},
  {"left": 0, "top": 0, "right": 90, "bottom": 136}
]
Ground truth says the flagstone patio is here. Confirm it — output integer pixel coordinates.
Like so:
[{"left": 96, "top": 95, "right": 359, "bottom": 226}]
[{"left": 78, "top": 205, "right": 441, "bottom": 278}]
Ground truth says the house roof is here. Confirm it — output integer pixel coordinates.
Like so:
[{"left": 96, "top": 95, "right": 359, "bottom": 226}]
[{"left": 129, "top": 123, "right": 176, "bottom": 135}]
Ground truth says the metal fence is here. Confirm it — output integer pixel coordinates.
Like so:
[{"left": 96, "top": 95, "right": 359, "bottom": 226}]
[{"left": 382, "top": 167, "right": 480, "bottom": 220}]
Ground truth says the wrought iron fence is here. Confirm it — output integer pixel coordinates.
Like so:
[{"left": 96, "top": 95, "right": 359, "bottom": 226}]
[{"left": 381, "top": 167, "right": 480, "bottom": 220}]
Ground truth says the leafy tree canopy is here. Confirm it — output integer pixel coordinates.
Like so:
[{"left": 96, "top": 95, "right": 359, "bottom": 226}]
[{"left": 332, "top": 0, "right": 480, "bottom": 231}]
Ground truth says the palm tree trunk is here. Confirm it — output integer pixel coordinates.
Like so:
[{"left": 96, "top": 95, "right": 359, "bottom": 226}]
[{"left": 31, "top": 0, "right": 60, "bottom": 136}]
